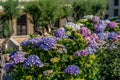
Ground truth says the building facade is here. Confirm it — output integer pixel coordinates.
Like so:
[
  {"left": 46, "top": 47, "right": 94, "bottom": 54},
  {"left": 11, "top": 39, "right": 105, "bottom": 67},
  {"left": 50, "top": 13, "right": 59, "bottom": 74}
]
[
  {"left": 0, "top": 0, "right": 35, "bottom": 36},
  {"left": 106, "top": 0, "right": 120, "bottom": 18}
]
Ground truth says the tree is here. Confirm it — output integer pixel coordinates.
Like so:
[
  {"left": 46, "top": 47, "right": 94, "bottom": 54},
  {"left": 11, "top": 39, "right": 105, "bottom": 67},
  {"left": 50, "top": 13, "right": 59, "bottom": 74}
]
[
  {"left": 0, "top": 0, "right": 19, "bottom": 37},
  {"left": 25, "top": 0, "right": 63, "bottom": 34},
  {"left": 72, "top": 0, "right": 108, "bottom": 21},
  {"left": 24, "top": 1, "right": 42, "bottom": 34}
]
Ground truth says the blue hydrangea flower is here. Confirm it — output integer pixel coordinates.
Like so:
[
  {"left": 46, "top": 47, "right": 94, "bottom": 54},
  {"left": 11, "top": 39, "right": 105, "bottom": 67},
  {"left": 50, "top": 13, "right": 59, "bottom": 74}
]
[
  {"left": 94, "top": 20, "right": 106, "bottom": 32},
  {"left": 9, "top": 51, "right": 17, "bottom": 59},
  {"left": 108, "top": 32, "right": 118, "bottom": 40},
  {"left": 75, "top": 50, "right": 88, "bottom": 56},
  {"left": 23, "top": 55, "right": 44, "bottom": 69},
  {"left": 86, "top": 46, "right": 97, "bottom": 54},
  {"left": 29, "top": 38, "right": 41, "bottom": 46},
  {"left": 21, "top": 38, "right": 41, "bottom": 47},
  {"left": 96, "top": 32, "right": 106, "bottom": 40},
  {"left": 64, "top": 65, "right": 80, "bottom": 76},
  {"left": 88, "top": 41, "right": 99, "bottom": 49},
  {"left": 21, "top": 40, "right": 30, "bottom": 47},
  {"left": 4, "top": 62, "right": 15, "bottom": 71},
  {"left": 54, "top": 28, "right": 66, "bottom": 39},
  {"left": 39, "top": 37, "right": 57, "bottom": 51}
]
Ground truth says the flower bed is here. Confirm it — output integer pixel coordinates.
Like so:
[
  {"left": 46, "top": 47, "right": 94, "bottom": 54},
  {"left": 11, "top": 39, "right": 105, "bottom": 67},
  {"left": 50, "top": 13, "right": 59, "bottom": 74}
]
[{"left": 4, "top": 16, "right": 120, "bottom": 80}]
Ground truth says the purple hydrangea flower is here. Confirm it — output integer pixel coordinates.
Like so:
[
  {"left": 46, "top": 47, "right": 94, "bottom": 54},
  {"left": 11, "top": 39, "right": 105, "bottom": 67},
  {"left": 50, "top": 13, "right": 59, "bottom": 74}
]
[
  {"left": 114, "top": 35, "right": 120, "bottom": 41},
  {"left": 94, "top": 20, "right": 106, "bottom": 32},
  {"left": 54, "top": 28, "right": 66, "bottom": 39},
  {"left": 23, "top": 55, "right": 44, "bottom": 69},
  {"left": 91, "top": 33, "right": 99, "bottom": 41},
  {"left": 85, "top": 33, "right": 99, "bottom": 44},
  {"left": 92, "top": 16, "right": 100, "bottom": 23},
  {"left": 64, "top": 65, "right": 80, "bottom": 76},
  {"left": 107, "top": 22, "right": 117, "bottom": 29},
  {"left": 75, "top": 50, "right": 88, "bottom": 56},
  {"left": 12, "top": 53, "right": 26, "bottom": 64},
  {"left": 4, "top": 62, "right": 15, "bottom": 71},
  {"left": 39, "top": 37, "right": 57, "bottom": 51},
  {"left": 78, "top": 27, "right": 91, "bottom": 37},
  {"left": 88, "top": 40, "right": 99, "bottom": 49}
]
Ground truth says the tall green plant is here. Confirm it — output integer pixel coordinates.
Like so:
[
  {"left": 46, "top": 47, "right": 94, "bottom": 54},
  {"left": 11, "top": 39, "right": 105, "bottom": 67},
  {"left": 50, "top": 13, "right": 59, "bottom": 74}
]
[
  {"left": 72, "top": 0, "right": 108, "bottom": 21},
  {"left": 0, "top": 0, "right": 19, "bottom": 36},
  {"left": 24, "top": 1, "right": 41, "bottom": 34}
]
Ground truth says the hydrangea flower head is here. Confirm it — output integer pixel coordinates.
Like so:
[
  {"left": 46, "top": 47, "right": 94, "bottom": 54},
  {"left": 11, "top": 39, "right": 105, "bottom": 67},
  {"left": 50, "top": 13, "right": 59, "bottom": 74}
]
[
  {"left": 12, "top": 53, "right": 26, "bottom": 64},
  {"left": 92, "top": 16, "right": 100, "bottom": 23},
  {"left": 9, "top": 51, "right": 17, "bottom": 59},
  {"left": 21, "top": 40, "right": 30, "bottom": 47},
  {"left": 108, "top": 32, "right": 118, "bottom": 40},
  {"left": 75, "top": 50, "right": 88, "bottom": 56},
  {"left": 54, "top": 28, "right": 66, "bottom": 39},
  {"left": 50, "top": 57, "right": 60, "bottom": 63},
  {"left": 39, "top": 37, "right": 57, "bottom": 51},
  {"left": 86, "top": 46, "right": 97, "bottom": 54},
  {"left": 94, "top": 20, "right": 106, "bottom": 32},
  {"left": 114, "top": 35, "right": 120, "bottom": 41},
  {"left": 64, "top": 65, "right": 80, "bottom": 76},
  {"left": 107, "top": 22, "right": 117, "bottom": 29},
  {"left": 78, "top": 27, "right": 91, "bottom": 37},
  {"left": 43, "top": 70, "right": 53, "bottom": 76},
  {"left": 96, "top": 32, "right": 106, "bottom": 40},
  {"left": 29, "top": 38, "right": 41, "bottom": 46},
  {"left": 4, "top": 62, "right": 15, "bottom": 71},
  {"left": 56, "top": 44, "right": 67, "bottom": 53},
  {"left": 23, "top": 55, "right": 44, "bottom": 69},
  {"left": 21, "top": 38, "right": 41, "bottom": 47},
  {"left": 64, "top": 22, "right": 75, "bottom": 30}
]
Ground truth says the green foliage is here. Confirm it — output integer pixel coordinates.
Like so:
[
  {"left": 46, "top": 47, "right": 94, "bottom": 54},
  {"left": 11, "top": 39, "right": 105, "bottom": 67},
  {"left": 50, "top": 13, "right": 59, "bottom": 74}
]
[
  {"left": 1, "top": 0, "right": 19, "bottom": 20},
  {"left": 10, "top": 30, "right": 99, "bottom": 79},
  {"left": 76, "top": 19, "right": 94, "bottom": 32},
  {"left": 97, "top": 41, "right": 120, "bottom": 80},
  {"left": 0, "top": 0, "right": 19, "bottom": 37},
  {"left": 72, "top": 0, "right": 108, "bottom": 21},
  {"left": 0, "top": 20, "right": 13, "bottom": 38},
  {"left": 5, "top": 48, "right": 17, "bottom": 54},
  {"left": 29, "top": 34, "right": 37, "bottom": 39},
  {"left": 24, "top": 1, "right": 41, "bottom": 33}
]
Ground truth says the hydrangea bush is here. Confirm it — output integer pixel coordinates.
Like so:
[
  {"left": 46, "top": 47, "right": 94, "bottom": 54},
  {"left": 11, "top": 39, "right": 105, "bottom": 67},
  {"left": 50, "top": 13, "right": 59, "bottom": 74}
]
[{"left": 5, "top": 16, "right": 120, "bottom": 80}]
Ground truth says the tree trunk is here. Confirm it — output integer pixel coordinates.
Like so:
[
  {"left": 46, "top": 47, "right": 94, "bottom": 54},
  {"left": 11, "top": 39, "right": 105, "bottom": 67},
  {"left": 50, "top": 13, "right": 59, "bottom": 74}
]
[
  {"left": 100, "top": 10, "right": 105, "bottom": 19},
  {"left": 42, "top": 25, "right": 48, "bottom": 35}
]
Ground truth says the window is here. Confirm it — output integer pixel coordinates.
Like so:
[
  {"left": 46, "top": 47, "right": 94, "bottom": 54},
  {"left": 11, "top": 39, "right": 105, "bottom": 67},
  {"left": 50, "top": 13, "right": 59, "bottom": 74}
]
[
  {"left": 114, "top": 0, "right": 119, "bottom": 6},
  {"left": 114, "top": 9, "right": 118, "bottom": 16},
  {"left": 17, "top": 15, "right": 27, "bottom": 35}
]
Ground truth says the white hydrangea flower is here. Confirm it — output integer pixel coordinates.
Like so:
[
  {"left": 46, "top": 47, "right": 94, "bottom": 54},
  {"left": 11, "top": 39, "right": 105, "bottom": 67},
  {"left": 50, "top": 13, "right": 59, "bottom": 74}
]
[{"left": 83, "top": 15, "right": 93, "bottom": 20}]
